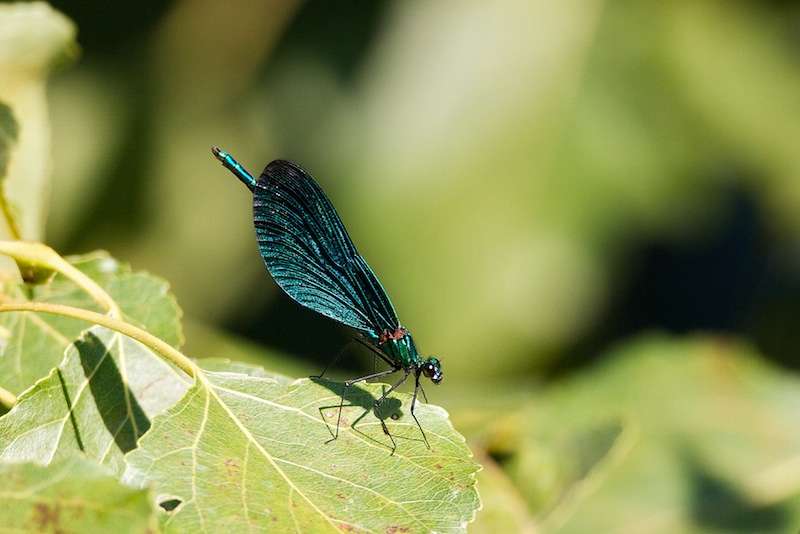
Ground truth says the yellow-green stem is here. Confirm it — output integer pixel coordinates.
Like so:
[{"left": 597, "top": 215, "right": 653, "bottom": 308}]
[
  {"left": 0, "top": 385, "right": 16, "bottom": 411},
  {"left": 0, "top": 241, "right": 121, "bottom": 317},
  {"left": 0, "top": 301, "right": 195, "bottom": 378}
]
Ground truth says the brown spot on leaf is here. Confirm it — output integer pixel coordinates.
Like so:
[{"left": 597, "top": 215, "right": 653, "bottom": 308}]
[{"left": 33, "top": 502, "right": 61, "bottom": 530}]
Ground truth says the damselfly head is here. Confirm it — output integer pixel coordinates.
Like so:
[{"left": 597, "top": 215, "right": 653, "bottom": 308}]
[{"left": 422, "top": 358, "right": 443, "bottom": 384}]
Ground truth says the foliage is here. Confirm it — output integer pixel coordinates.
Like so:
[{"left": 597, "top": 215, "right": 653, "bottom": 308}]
[{"left": 4, "top": 1, "right": 800, "bottom": 533}]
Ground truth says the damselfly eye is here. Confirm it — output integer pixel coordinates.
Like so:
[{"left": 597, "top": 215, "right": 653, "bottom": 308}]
[{"left": 422, "top": 361, "right": 443, "bottom": 384}]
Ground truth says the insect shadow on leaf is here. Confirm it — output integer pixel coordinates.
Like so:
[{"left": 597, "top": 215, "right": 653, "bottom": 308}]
[
  {"left": 311, "top": 335, "right": 433, "bottom": 453},
  {"left": 312, "top": 376, "right": 404, "bottom": 451}
]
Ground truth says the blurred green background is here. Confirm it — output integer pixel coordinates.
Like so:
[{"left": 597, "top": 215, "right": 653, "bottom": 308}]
[{"left": 5, "top": 0, "right": 800, "bottom": 531}]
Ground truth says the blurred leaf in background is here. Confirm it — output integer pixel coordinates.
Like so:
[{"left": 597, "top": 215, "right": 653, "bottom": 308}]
[
  {"left": 0, "top": 2, "right": 77, "bottom": 241},
  {"left": 43, "top": 0, "right": 800, "bottom": 375},
  {"left": 463, "top": 334, "right": 800, "bottom": 531}
]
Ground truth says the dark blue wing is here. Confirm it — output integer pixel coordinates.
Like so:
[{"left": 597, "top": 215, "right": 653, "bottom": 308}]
[{"left": 252, "top": 160, "right": 399, "bottom": 334}]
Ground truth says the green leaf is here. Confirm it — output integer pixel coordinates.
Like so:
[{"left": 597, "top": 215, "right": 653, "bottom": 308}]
[
  {"left": 0, "top": 326, "right": 190, "bottom": 474},
  {"left": 124, "top": 373, "right": 481, "bottom": 533},
  {"left": 477, "top": 335, "right": 800, "bottom": 533},
  {"left": 0, "top": 251, "right": 183, "bottom": 395},
  {"left": 43, "top": 251, "right": 184, "bottom": 348},
  {"left": 198, "top": 357, "right": 296, "bottom": 384},
  {"left": 0, "top": 456, "right": 157, "bottom": 533},
  {"left": 0, "top": 101, "right": 18, "bottom": 178},
  {"left": 518, "top": 419, "right": 631, "bottom": 532}
]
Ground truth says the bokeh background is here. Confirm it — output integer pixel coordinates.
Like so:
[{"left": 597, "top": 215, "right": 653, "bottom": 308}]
[{"left": 7, "top": 0, "right": 800, "bottom": 531}]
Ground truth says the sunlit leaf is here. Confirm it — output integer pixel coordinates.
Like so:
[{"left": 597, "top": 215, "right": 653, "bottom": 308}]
[
  {"left": 124, "top": 373, "right": 481, "bottom": 533},
  {"left": 198, "top": 357, "right": 295, "bottom": 384},
  {"left": 0, "top": 326, "right": 190, "bottom": 474},
  {"left": 0, "top": 251, "right": 183, "bottom": 395}
]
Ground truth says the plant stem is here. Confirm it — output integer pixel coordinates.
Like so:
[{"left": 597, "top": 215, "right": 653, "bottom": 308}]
[
  {"left": 0, "top": 241, "right": 121, "bottom": 316},
  {"left": 0, "top": 385, "right": 16, "bottom": 411},
  {"left": 0, "top": 301, "right": 196, "bottom": 378}
]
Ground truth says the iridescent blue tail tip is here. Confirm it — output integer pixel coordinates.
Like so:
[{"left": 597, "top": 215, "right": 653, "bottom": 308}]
[{"left": 212, "top": 146, "right": 257, "bottom": 192}]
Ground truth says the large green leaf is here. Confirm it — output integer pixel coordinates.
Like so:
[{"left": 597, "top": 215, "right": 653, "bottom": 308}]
[
  {"left": 0, "top": 456, "right": 157, "bottom": 533},
  {"left": 544, "top": 336, "right": 800, "bottom": 533},
  {"left": 465, "top": 335, "right": 800, "bottom": 533},
  {"left": 0, "top": 326, "right": 190, "bottom": 475},
  {"left": 0, "top": 251, "right": 183, "bottom": 395},
  {"left": 31, "top": 251, "right": 184, "bottom": 347},
  {"left": 124, "top": 372, "right": 481, "bottom": 533}
]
